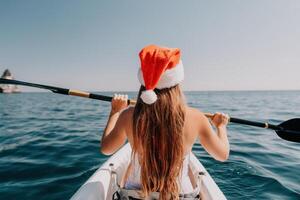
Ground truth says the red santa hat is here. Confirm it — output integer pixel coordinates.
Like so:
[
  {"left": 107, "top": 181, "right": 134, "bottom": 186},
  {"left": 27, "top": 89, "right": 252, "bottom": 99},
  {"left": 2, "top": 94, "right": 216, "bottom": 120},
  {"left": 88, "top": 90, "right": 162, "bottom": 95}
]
[{"left": 138, "top": 45, "right": 184, "bottom": 104}]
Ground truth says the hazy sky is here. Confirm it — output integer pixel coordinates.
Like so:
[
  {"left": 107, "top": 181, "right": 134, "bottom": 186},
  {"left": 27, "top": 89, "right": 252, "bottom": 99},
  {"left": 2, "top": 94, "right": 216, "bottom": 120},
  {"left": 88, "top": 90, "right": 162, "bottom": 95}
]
[{"left": 0, "top": 0, "right": 299, "bottom": 91}]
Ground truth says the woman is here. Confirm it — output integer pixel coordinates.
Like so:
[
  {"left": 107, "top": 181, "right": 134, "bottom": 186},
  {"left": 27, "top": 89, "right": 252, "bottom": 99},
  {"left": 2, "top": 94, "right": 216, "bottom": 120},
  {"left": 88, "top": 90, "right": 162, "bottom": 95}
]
[{"left": 101, "top": 45, "right": 230, "bottom": 199}]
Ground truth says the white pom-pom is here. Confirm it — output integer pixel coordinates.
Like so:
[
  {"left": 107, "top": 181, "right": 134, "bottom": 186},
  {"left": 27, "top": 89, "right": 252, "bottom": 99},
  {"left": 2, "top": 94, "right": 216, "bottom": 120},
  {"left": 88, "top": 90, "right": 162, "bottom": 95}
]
[{"left": 140, "top": 90, "right": 157, "bottom": 104}]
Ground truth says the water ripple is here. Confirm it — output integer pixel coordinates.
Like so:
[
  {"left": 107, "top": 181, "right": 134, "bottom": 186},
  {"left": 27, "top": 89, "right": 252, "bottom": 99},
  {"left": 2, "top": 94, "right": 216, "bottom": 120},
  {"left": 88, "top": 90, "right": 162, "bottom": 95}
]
[{"left": 0, "top": 91, "right": 300, "bottom": 200}]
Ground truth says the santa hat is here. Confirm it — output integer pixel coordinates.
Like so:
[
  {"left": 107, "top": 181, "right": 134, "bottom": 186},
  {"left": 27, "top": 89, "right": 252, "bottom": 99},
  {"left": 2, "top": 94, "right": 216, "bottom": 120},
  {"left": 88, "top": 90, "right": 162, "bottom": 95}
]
[{"left": 138, "top": 45, "right": 184, "bottom": 104}]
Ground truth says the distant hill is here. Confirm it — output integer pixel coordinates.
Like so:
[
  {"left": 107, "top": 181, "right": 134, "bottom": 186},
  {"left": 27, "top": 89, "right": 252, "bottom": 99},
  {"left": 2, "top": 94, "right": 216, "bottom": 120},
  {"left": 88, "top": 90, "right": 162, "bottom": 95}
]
[{"left": 0, "top": 69, "right": 21, "bottom": 93}]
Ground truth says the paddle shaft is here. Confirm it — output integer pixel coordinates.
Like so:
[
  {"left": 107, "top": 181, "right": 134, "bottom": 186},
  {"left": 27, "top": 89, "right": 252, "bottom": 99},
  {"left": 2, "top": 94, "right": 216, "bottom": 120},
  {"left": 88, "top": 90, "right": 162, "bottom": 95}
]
[
  {"left": 204, "top": 113, "right": 280, "bottom": 131},
  {"left": 0, "top": 78, "right": 133, "bottom": 104},
  {"left": 0, "top": 78, "right": 288, "bottom": 132}
]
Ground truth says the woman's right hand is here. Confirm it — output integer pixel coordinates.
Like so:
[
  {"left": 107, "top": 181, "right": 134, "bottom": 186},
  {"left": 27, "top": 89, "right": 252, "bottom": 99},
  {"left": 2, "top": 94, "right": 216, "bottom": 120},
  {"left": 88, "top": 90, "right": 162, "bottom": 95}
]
[
  {"left": 211, "top": 112, "right": 229, "bottom": 128},
  {"left": 110, "top": 94, "right": 128, "bottom": 115}
]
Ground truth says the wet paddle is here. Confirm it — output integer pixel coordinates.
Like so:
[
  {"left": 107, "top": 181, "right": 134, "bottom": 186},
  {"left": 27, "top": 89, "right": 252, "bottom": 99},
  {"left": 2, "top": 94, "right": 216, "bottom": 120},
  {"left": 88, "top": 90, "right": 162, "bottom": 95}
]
[{"left": 1, "top": 78, "right": 299, "bottom": 143}]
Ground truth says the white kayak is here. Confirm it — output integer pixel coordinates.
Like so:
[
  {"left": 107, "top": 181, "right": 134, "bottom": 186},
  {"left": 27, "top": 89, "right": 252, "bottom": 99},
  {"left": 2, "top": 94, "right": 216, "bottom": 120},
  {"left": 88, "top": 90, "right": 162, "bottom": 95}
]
[{"left": 71, "top": 144, "right": 226, "bottom": 200}]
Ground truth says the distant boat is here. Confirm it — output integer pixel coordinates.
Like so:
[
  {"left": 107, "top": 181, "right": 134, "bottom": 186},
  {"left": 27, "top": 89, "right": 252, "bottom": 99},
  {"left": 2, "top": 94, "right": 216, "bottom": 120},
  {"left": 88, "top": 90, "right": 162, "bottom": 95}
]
[{"left": 0, "top": 69, "right": 21, "bottom": 93}]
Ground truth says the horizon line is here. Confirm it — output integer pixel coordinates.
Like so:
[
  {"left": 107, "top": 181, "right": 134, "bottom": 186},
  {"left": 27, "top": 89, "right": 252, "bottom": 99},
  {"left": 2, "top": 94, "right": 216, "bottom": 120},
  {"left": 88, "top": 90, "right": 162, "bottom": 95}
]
[{"left": 16, "top": 89, "right": 300, "bottom": 93}]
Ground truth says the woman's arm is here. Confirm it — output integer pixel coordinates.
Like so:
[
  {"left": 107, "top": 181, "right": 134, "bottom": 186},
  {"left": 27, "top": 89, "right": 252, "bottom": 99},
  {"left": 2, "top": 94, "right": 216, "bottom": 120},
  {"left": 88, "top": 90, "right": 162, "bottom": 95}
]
[
  {"left": 198, "top": 112, "right": 230, "bottom": 162},
  {"left": 100, "top": 94, "right": 129, "bottom": 155}
]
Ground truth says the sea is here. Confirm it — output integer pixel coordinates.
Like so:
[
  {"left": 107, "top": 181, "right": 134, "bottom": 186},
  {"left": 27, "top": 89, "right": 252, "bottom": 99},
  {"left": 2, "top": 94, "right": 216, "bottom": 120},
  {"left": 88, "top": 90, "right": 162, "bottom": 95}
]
[{"left": 0, "top": 91, "right": 299, "bottom": 200}]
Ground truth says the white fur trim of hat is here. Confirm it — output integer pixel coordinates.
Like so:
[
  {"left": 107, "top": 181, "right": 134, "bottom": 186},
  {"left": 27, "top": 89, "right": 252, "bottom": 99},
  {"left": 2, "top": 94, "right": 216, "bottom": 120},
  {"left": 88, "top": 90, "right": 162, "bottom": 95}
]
[{"left": 138, "top": 60, "right": 184, "bottom": 104}]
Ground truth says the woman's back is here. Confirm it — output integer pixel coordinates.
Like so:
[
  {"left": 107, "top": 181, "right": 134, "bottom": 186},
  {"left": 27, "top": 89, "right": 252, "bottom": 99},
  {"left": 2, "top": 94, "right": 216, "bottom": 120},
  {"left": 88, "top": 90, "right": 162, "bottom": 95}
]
[
  {"left": 123, "top": 106, "right": 202, "bottom": 156},
  {"left": 118, "top": 104, "right": 212, "bottom": 196}
]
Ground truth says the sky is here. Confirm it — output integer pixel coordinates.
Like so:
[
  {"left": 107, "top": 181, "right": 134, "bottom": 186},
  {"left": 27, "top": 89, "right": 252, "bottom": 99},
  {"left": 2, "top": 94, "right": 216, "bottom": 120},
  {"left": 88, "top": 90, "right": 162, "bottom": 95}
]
[{"left": 0, "top": 0, "right": 299, "bottom": 92}]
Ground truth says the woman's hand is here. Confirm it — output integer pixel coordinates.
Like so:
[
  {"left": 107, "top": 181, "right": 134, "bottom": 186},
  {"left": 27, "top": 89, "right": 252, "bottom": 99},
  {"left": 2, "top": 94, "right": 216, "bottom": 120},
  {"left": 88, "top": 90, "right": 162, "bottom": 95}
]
[
  {"left": 111, "top": 94, "right": 128, "bottom": 115},
  {"left": 211, "top": 112, "right": 229, "bottom": 129}
]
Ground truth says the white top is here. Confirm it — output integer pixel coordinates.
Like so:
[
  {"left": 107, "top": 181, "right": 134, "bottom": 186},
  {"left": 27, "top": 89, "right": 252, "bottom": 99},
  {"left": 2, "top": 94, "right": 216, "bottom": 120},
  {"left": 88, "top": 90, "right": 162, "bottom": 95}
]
[{"left": 124, "top": 152, "right": 194, "bottom": 194}]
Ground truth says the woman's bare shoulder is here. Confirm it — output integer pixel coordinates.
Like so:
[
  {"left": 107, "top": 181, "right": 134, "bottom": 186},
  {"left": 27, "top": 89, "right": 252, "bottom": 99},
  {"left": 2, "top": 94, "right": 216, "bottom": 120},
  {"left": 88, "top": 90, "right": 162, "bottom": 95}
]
[
  {"left": 121, "top": 106, "right": 134, "bottom": 117},
  {"left": 119, "top": 106, "right": 134, "bottom": 129},
  {"left": 185, "top": 106, "right": 206, "bottom": 120},
  {"left": 120, "top": 106, "right": 134, "bottom": 141}
]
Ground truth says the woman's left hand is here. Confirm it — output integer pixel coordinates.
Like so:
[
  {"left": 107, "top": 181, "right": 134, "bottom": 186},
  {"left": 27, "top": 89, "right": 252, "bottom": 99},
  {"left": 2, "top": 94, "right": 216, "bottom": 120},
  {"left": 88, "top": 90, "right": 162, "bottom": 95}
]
[{"left": 111, "top": 94, "right": 128, "bottom": 115}]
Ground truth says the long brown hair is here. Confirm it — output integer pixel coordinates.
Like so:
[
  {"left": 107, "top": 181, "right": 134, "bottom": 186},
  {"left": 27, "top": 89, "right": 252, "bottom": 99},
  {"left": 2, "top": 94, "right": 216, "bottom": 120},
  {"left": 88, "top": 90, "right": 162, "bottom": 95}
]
[{"left": 132, "top": 85, "right": 186, "bottom": 199}]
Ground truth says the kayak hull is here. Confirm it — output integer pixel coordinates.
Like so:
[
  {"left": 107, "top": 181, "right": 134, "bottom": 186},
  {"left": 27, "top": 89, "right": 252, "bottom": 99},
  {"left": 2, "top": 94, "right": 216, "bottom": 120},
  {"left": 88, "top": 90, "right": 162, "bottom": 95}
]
[{"left": 71, "top": 144, "right": 226, "bottom": 200}]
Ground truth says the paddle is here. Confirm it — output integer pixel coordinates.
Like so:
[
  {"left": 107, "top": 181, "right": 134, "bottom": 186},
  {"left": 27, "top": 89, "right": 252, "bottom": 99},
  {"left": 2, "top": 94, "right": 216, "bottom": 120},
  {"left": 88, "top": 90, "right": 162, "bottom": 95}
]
[
  {"left": 0, "top": 78, "right": 136, "bottom": 105},
  {"left": 204, "top": 113, "right": 300, "bottom": 143},
  {"left": 1, "top": 78, "right": 299, "bottom": 143}
]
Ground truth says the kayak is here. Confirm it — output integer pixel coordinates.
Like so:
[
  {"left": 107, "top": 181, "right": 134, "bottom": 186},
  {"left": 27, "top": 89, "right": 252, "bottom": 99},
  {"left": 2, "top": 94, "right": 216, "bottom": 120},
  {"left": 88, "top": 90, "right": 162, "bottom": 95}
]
[{"left": 71, "top": 144, "right": 227, "bottom": 200}]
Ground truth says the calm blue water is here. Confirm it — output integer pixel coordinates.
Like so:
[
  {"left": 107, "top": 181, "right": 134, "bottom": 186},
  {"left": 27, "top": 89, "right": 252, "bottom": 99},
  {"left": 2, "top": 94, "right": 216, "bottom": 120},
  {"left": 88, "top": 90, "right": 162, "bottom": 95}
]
[{"left": 0, "top": 91, "right": 299, "bottom": 200}]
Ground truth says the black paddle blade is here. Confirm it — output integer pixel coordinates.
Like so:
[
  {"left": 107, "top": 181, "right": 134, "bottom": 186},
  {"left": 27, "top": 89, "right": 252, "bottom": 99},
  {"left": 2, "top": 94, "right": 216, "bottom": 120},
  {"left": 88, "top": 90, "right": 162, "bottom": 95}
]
[{"left": 276, "top": 118, "right": 300, "bottom": 143}]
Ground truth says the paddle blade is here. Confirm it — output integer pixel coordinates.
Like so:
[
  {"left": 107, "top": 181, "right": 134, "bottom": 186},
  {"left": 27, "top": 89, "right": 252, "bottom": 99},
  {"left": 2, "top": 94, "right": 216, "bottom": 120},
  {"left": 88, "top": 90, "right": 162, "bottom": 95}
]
[{"left": 276, "top": 118, "right": 300, "bottom": 143}]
